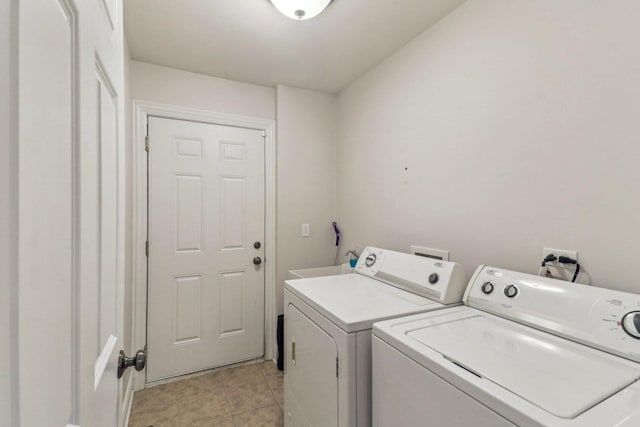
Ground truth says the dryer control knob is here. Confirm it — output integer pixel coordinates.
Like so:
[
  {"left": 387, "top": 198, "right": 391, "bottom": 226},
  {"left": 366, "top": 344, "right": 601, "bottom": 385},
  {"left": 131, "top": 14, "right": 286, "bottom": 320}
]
[
  {"left": 365, "top": 253, "right": 377, "bottom": 267},
  {"left": 481, "top": 281, "right": 494, "bottom": 294},
  {"left": 504, "top": 284, "right": 519, "bottom": 298},
  {"left": 622, "top": 311, "right": 640, "bottom": 339},
  {"left": 428, "top": 273, "right": 439, "bottom": 284}
]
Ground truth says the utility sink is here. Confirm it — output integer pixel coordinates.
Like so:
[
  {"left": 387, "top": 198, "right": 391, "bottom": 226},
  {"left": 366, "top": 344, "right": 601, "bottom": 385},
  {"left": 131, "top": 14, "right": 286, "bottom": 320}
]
[{"left": 288, "top": 264, "right": 354, "bottom": 280}]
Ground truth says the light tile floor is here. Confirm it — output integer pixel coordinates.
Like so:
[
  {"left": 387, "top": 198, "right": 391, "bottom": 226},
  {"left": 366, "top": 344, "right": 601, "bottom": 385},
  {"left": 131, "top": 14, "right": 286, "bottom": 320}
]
[{"left": 128, "top": 361, "right": 284, "bottom": 427}]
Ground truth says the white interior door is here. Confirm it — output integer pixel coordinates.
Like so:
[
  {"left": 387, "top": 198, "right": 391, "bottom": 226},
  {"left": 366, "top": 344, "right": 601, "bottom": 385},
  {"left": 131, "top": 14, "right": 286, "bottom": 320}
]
[
  {"left": 18, "top": 1, "right": 77, "bottom": 424},
  {"left": 79, "top": 0, "right": 126, "bottom": 425},
  {"left": 147, "top": 117, "right": 265, "bottom": 382},
  {"left": 18, "top": 0, "right": 125, "bottom": 426}
]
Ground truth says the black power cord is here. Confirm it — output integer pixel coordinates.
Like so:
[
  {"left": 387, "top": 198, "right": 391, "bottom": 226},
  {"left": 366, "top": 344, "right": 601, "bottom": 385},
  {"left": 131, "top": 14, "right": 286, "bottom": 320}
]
[
  {"left": 541, "top": 254, "right": 557, "bottom": 266},
  {"left": 539, "top": 254, "right": 581, "bottom": 282},
  {"left": 539, "top": 254, "right": 557, "bottom": 277},
  {"left": 558, "top": 256, "right": 580, "bottom": 283}
]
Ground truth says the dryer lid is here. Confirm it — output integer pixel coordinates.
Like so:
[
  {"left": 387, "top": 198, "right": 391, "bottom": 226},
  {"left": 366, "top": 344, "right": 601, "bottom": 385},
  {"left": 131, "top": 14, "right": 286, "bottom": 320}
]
[
  {"left": 285, "top": 274, "right": 443, "bottom": 332},
  {"left": 407, "top": 314, "right": 640, "bottom": 419}
]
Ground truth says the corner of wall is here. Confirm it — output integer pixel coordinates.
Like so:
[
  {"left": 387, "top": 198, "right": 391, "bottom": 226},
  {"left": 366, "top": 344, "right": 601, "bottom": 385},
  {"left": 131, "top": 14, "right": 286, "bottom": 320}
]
[
  {"left": 0, "top": 0, "right": 20, "bottom": 424},
  {"left": 275, "top": 85, "right": 339, "bottom": 315}
]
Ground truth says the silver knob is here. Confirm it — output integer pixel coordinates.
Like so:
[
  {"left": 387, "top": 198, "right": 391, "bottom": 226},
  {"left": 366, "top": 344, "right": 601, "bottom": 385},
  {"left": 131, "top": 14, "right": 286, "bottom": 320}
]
[
  {"left": 365, "top": 253, "right": 377, "bottom": 267},
  {"left": 622, "top": 311, "right": 640, "bottom": 339},
  {"left": 481, "top": 281, "right": 494, "bottom": 294},
  {"left": 504, "top": 284, "right": 518, "bottom": 298},
  {"left": 118, "top": 347, "right": 146, "bottom": 378},
  {"left": 253, "top": 257, "right": 262, "bottom": 265}
]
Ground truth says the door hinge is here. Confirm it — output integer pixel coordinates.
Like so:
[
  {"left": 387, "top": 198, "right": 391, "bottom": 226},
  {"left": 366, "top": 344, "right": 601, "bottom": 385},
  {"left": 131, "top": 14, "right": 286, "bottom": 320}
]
[
  {"left": 262, "top": 130, "right": 266, "bottom": 138},
  {"left": 145, "top": 240, "right": 149, "bottom": 257},
  {"left": 145, "top": 136, "right": 149, "bottom": 152},
  {"left": 336, "top": 357, "right": 339, "bottom": 378}
]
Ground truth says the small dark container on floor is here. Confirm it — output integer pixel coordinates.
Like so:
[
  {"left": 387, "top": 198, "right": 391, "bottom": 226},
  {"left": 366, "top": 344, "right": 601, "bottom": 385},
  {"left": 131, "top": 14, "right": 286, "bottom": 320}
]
[{"left": 277, "top": 314, "right": 284, "bottom": 370}]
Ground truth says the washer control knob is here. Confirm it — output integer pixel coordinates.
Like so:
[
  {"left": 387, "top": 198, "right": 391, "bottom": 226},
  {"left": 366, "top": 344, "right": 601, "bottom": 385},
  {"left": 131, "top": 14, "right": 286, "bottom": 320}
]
[
  {"left": 481, "top": 281, "right": 494, "bottom": 294},
  {"left": 365, "top": 253, "right": 377, "bottom": 267},
  {"left": 428, "top": 273, "right": 439, "bottom": 284},
  {"left": 622, "top": 311, "right": 640, "bottom": 339},
  {"left": 504, "top": 284, "right": 519, "bottom": 298}
]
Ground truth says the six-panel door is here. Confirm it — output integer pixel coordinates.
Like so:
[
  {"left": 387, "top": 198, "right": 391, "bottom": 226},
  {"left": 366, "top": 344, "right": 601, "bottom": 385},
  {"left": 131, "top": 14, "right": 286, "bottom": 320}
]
[{"left": 147, "top": 117, "right": 265, "bottom": 381}]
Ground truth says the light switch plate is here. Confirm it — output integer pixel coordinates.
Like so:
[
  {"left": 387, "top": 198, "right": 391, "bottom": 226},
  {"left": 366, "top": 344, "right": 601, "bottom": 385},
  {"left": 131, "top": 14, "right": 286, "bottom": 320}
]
[{"left": 301, "top": 223, "right": 310, "bottom": 237}]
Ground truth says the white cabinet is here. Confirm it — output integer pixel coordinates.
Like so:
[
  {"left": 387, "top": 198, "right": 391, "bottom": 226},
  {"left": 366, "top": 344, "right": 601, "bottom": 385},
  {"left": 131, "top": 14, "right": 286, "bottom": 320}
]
[{"left": 285, "top": 304, "right": 338, "bottom": 426}]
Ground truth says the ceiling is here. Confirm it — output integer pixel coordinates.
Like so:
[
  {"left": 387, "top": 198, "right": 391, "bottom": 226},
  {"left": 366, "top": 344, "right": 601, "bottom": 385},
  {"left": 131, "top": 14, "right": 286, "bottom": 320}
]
[{"left": 124, "top": 0, "right": 466, "bottom": 93}]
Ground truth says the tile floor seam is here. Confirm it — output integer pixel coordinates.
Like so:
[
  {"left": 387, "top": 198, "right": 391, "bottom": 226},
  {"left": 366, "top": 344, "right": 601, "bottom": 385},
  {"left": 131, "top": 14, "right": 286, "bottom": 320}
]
[
  {"left": 231, "top": 402, "right": 277, "bottom": 418},
  {"left": 263, "top": 369, "right": 281, "bottom": 411},
  {"left": 230, "top": 409, "right": 239, "bottom": 427},
  {"left": 263, "top": 369, "right": 283, "bottom": 411},
  {"left": 221, "top": 377, "right": 237, "bottom": 426}
]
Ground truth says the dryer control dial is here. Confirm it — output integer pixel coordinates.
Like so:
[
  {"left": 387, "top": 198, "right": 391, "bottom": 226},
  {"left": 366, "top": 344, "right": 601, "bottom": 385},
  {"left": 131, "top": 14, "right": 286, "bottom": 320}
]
[
  {"left": 481, "top": 281, "right": 494, "bottom": 294},
  {"left": 504, "top": 284, "right": 519, "bottom": 298},
  {"left": 622, "top": 311, "right": 640, "bottom": 339},
  {"left": 365, "top": 253, "right": 377, "bottom": 267}
]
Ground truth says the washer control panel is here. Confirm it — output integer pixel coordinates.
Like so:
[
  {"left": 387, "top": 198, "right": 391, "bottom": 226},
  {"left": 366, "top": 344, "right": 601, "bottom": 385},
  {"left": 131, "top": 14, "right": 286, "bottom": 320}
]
[
  {"left": 355, "top": 246, "right": 467, "bottom": 305},
  {"left": 465, "top": 265, "right": 640, "bottom": 363}
]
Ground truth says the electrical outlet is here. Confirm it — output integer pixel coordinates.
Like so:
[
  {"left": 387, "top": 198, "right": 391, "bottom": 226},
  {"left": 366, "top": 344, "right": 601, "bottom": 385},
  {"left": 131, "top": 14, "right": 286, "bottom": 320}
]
[{"left": 543, "top": 248, "right": 578, "bottom": 263}]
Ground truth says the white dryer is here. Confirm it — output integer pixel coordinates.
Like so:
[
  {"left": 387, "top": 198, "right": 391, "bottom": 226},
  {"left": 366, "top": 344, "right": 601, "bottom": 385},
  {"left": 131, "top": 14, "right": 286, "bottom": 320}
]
[
  {"left": 372, "top": 265, "right": 640, "bottom": 427},
  {"left": 284, "top": 247, "right": 467, "bottom": 426}
]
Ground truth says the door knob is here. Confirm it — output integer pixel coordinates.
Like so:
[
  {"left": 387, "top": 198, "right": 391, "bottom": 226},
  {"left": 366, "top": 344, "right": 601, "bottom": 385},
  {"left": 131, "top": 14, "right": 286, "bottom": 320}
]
[
  {"left": 118, "top": 347, "right": 147, "bottom": 378},
  {"left": 254, "top": 241, "right": 261, "bottom": 249},
  {"left": 253, "top": 257, "right": 262, "bottom": 265}
]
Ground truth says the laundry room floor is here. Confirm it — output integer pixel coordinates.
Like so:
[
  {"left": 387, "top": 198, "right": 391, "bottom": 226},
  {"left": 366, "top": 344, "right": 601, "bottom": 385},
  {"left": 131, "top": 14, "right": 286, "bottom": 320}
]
[{"left": 128, "top": 361, "right": 284, "bottom": 427}]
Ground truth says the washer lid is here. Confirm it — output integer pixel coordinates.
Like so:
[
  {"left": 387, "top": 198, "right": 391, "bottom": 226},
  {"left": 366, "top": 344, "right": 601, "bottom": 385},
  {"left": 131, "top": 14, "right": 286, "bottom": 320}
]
[
  {"left": 285, "top": 274, "right": 443, "bottom": 332},
  {"left": 407, "top": 314, "right": 640, "bottom": 419}
]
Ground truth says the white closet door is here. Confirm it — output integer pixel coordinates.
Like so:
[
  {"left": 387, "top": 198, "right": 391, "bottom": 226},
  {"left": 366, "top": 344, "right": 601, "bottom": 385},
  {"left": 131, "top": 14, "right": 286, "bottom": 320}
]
[{"left": 18, "top": 0, "right": 125, "bottom": 425}]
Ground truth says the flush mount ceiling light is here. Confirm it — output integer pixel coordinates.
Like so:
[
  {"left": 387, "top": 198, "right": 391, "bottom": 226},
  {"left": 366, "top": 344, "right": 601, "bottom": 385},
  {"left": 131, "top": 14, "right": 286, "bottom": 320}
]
[{"left": 270, "top": 0, "right": 333, "bottom": 20}]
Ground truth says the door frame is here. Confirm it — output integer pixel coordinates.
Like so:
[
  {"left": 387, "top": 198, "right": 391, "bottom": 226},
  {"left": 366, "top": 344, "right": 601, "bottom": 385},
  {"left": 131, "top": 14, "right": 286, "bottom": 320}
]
[{"left": 131, "top": 100, "right": 277, "bottom": 391}]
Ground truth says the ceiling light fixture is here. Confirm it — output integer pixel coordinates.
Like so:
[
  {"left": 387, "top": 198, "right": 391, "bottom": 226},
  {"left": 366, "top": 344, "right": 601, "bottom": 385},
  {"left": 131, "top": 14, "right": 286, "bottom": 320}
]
[{"left": 270, "top": 0, "right": 333, "bottom": 20}]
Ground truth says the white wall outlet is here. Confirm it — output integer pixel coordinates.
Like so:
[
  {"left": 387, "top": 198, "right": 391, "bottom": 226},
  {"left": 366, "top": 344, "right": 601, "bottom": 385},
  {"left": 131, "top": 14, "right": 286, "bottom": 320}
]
[
  {"left": 301, "top": 223, "right": 310, "bottom": 237},
  {"left": 543, "top": 248, "right": 578, "bottom": 263}
]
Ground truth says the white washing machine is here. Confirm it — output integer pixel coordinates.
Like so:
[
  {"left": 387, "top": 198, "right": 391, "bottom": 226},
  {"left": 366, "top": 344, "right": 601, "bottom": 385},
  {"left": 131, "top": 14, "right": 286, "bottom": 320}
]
[
  {"left": 372, "top": 265, "right": 640, "bottom": 427},
  {"left": 283, "top": 246, "right": 467, "bottom": 426}
]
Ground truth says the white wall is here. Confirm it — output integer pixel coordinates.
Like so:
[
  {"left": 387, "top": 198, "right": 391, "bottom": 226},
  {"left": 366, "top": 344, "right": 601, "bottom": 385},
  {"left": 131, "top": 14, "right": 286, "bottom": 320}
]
[
  {"left": 131, "top": 61, "right": 275, "bottom": 119},
  {"left": 0, "top": 0, "right": 17, "bottom": 424},
  {"left": 276, "top": 86, "right": 338, "bottom": 314},
  {"left": 337, "top": 0, "right": 640, "bottom": 292}
]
